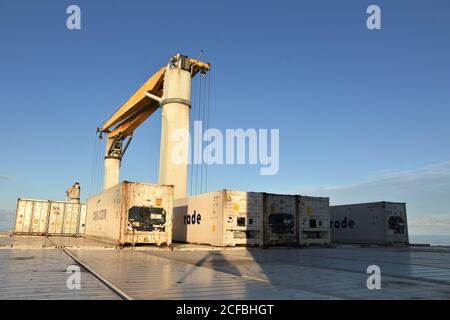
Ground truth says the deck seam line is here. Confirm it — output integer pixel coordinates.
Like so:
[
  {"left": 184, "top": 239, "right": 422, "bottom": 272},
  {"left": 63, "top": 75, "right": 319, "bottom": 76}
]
[
  {"left": 63, "top": 248, "right": 132, "bottom": 300},
  {"left": 44, "top": 237, "right": 131, "bottom": 300}
]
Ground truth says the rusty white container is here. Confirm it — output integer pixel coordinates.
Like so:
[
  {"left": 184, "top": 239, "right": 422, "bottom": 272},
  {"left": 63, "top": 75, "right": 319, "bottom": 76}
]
[
  {"left": 173, "top": 190, "right": 263, "bottom": 247},
  {"left": 13, "top": 199, "right": 50, "bottom": 235},
  {"left": 13, "top": 199, "right": 87, "bottom": 236},
  {"left": 298, "top": 196, "right": 331, "bottom": 246},
  {"left": 330, "top": 202, "right": 409, "bottom": 245},
  {"left": 85, "top": 181, "right": 173, "bottom": 246},
  {"left": 263, "top": 193, "right": 297, "bottom": 246}
]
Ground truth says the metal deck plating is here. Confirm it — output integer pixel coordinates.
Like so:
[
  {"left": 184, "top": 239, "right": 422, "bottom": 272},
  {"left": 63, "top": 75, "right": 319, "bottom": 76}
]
[{"left": 1, "top": 236, "right": 449, "bottom": 300}]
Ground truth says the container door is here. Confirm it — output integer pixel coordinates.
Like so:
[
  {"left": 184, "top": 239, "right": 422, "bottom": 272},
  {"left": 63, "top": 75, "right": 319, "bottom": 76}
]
[
  {"left": 37, "top": 201, "right": 50, "bottom": 234},
  {"left": 385, "top": 203, "right": 408, "bottom": 243},
  {"left": 22, "top": 201, "right": 34, "bottom": 233},
  {"left": 47, "top": 202, "right": 65, "bottom": 235},
  {"left": 62, "top": 203, "right": 79, "bottom": 235},
  {"left": 30, "top": 201, "right": 50, "bottom": 234},
  {"left": 14, "top": 200, "right": 32, "bottom": 234}
]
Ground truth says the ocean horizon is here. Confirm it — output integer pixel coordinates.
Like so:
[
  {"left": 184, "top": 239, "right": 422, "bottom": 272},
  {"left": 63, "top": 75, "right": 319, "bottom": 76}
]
[{"left": 409, "top": 234, "right": 450, "bottom": 246}]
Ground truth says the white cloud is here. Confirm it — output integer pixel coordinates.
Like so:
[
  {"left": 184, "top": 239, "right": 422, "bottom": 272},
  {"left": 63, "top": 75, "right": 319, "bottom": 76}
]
[{"left": 296, "top": 160, "right": 450, "bottom": 235}]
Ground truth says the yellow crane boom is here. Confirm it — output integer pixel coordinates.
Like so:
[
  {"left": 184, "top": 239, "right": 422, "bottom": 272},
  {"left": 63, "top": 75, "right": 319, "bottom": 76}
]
[{"left": 99, "top": 57, "right": 210, "bottom": 139}]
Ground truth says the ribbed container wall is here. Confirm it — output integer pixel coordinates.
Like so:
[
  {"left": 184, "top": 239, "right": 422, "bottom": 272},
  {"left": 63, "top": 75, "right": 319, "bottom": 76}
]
[{"left": 13, "top": 199, "right": 87, "bottom": 236}]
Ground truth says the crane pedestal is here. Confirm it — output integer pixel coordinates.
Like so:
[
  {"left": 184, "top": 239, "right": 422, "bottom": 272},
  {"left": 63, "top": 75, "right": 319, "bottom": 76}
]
[
  {"left": 159, "top": 57, "right": 192, "bottom": 199},
  {"left": 104, "top": 136, "right": 122, "bottom": 191}
]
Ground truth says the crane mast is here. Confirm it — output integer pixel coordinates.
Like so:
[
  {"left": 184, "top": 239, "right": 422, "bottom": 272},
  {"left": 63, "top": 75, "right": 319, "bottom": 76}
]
[{"left": 98, "top": 54, "right": 211, "bottom": 199}]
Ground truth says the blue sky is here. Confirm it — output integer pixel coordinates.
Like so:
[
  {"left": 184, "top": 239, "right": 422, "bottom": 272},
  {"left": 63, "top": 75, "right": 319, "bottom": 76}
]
[{"left": 0, "top": 0, "right": 449, "bottom": 233}]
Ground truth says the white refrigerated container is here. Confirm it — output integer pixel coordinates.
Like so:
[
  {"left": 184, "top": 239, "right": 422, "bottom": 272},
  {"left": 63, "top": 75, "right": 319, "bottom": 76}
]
[
  {"left": 85, "top": 181, "right": 173, "bottom": 246},
  {"left": 173, "top": 190, "right": 263, "bottom": 247},
  {"left": 330, "top": 201, "right": 409, "bottom": 245},
  {"left": 13, "top": 199, "right": 50, "bottom": 235}
]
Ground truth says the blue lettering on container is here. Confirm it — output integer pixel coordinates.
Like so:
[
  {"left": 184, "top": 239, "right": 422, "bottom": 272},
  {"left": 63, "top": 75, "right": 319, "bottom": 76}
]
[
  {"left": 183, "top": 210, "right": 201, "bottom": 225},
  {"left": 330, "top": 217, "right": 355, "bottom": 229}
]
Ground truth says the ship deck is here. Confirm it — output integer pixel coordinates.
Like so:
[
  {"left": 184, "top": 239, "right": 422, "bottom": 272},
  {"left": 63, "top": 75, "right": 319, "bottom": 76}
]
[{"left": 1, "top": 235, "right": 450, "bottom": 300}]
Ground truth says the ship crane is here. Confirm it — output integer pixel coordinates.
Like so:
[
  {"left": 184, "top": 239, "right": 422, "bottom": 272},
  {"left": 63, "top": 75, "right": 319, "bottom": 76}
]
[
  {"left": 98, "top": 54, "right": 211, "bottom": 199},
  {"left": 65, "top": 182, "right": 81, "bottom": 204}
]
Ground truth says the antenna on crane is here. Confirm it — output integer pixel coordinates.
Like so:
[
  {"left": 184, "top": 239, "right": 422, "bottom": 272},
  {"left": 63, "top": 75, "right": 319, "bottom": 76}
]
[{"left": 197, "top": 49, "right": 204, "bottom": 60}]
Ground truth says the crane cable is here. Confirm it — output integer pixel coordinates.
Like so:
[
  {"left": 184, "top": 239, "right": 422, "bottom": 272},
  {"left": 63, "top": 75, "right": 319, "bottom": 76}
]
[
  {"left": 190, "top": 71, "right": 211, "bottom": 195},
  {"left": 189, "top": 76, "right": 195, "bottom": 196},
  {"left": 204, "top": 72, "right": 212, "bottom": 194},
  {"left": 190, "top": 74, "right": 200, "bottom": 195},
  {"left": 199, "top": 73, "right": 206, "bottom": 194},
  {"left": 96, "top": 140, "right": 103, "bottom": 195},
  {"left": 200, "top": 72, "right": 209, "bottom": 194},
  {"left": 194, "top": 74, "right": 203, "bottom": 195},
  {"left": 95, "top": 133, "right": 103, "bottom": 195},
  {"left": 89, "top": 130, "right": 101, "bottom": 197},
  {"left": 89, "top": 131, "right": 98, "bottom": 197},
  {"left": 91, "top": 119, "right": 106, "bottom": 196}
]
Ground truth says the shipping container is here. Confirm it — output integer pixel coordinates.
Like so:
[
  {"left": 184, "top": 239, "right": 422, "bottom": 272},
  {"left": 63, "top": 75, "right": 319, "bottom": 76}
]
[
  {"left": 330, "top": 202, "right": 409, "bottom": 245},
  {"left": 85, "top": 181, "right": 173, "bottom": 246},
  {"left": 173, "top": 190, "right": 263, "bottom": 247},
  {"left": 298, "top": 196, "right": 331, "bottom": 246},
  {"left": 13, "top": 199, "right": 87, "bottom": 236},
  {"left": 263, "top": 193, "right": 297, "bottom": 246},
  {"left": 14, "top": 199, "right": 50, "bottom": 235}
]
